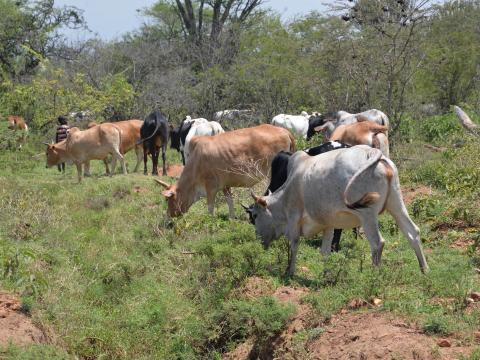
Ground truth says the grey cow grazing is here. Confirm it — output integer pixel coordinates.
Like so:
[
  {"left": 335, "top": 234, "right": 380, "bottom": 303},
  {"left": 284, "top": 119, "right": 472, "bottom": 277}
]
[
  {"left": 316, "top": 109, "right": 390, "bottom": 139},
  {"left": 249, "top": 145, "right": 428, "bottom": 276}
]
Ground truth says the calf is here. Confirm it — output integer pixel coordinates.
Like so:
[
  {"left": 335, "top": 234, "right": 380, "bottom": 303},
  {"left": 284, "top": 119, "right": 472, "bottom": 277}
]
[
  {"left": 244, "top": 141, "right": 351, "bottom": 251},
  {"left": 249, "top": 146, "right": 428, "bottom": 276},
  {"left": 155, "top": 124, "right": 296, "bottom": 218},
  {"left": 330, "top": 121, "right": 390, "bottom": 157},
  {"left": 138, "top": 110, "right": 169, "bottom": 176}
]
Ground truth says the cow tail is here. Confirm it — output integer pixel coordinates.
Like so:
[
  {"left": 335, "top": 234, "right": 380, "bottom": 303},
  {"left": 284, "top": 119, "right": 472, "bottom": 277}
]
[
  {"left": 344, "top": 148, "right": 383, "bottom": 209},
  {"left": 288, "top": 131, "right": 296, "bottom": 152},
  {"left": 111, "top": 124, "right": 123, "bottom": 154}
]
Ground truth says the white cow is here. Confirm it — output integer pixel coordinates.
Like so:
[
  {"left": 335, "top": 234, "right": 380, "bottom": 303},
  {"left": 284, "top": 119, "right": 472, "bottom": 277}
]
[
  {"left": 184, "top": 120, "right": 225, "bottom": 162},
  {"left": 272, "top": 112, "right": 323, "bottom": 140},
  {"left": 249, "top": 145, "right": 428, "bottom": 276},
  {"left": 213, "top": 109, "right": 252, "bottom": 122}
]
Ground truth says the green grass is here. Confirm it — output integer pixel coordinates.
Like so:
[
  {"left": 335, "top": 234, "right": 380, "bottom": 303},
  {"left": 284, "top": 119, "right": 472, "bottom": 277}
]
[{"left": 0, "top": 115, "right": 480, "bottom": 358}]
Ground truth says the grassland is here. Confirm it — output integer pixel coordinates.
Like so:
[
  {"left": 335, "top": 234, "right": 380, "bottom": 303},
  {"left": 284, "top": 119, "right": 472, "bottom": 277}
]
[{"left": 0, "top": 114, "right": 480, "bottom": 359}]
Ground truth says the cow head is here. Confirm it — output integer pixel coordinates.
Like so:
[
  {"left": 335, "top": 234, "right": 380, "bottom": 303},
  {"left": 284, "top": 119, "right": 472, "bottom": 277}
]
[
  {"left": 307, "top": 113, "right": 325, "bottom": 140},
  {"left": 250, "top": 191, "right": 277, "bottom": 248},
  {"left": 155, "top": 179, "right": 183, "bottom": 217},
  {"left": 44, "top": 143, "right": 62, "bottom": 168}
]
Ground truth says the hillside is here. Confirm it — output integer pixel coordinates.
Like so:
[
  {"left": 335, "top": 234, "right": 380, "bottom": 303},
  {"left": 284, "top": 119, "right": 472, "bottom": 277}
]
[{"left": 0, "top": 114, "right": 479, "bottom": 359}]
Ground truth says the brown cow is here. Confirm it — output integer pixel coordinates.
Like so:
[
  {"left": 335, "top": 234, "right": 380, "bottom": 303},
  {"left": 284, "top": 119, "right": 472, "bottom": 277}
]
[
  {"left": 84, "top": 119, "right": 144, "bottom": 174},
  {"left": 45, "top": 123, "right": 127, "bottom": 182},
  {"left": 155, "top": 124, "right": 296, "bottom": 218},
  {"left": 6, "top": 116, "right": 28, "bottom": 149},
  {"left": 330, "top": 121, "right": 390, "bottom": 157}
]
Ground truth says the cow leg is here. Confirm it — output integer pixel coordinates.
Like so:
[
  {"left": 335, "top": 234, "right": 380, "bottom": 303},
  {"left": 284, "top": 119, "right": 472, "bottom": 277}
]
[
  {"left": 84, "top": 162, "right": 91, "bottom": 177},
  {"left": 181, "top": 151, "right": 186, "bottom": 166},
  {"left": 332, "top": 229, "right": 342, "bottom": 252},
  {"left": 359, "top": 215, "right": 385, "bottom": 267},
  {"left": 386, "top": 191, "right": 429, "bottom": 272},
  {"left": 112, "top": 149, "right": 127, "bottom": 175},
  {"left": 320, "top": 228, "right": 335, "bottom": 256},
  {"left": 75, "top": 163, "right": 83, "bottom": 183},
  {"left": 286, "top": 219, "right": 302, "bottom": 276},
  {"left": 110, "top": 155, "right": 117, "bottom": 176},
  {"left": 104, "top": 159, "right": 110, "bottom": 176},
  {"left": 61, "top": 163, "right": 65, "bottom": 174},
  {"left": 161, "top": 144, "right": 167, "bottom": 176},
  {"left": 57, "top": 164, "right": 62, "bottom": 172},
  {"left": 223, "top": 187, "right": 235, "bottom": 219},
  {"left": 133, "top": 146, "right": 142, "bottom": 173},
  {"left": 143, "top": 144, "right": 148, "bottom": 175},
  {"left": 206, "top": 187, "right": 217, "bottom": 215},
  {"left": 152, "top": 149, "right": 159, "bottom": 176}
]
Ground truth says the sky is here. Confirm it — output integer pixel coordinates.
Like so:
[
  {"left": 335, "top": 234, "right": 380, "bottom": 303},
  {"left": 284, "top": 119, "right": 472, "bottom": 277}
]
[{"left": 55, "top": 0, "right": 327, "bottom": 41}]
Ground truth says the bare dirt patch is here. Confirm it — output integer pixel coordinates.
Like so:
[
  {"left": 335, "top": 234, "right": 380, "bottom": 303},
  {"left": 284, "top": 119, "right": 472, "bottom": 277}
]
[
  {"left": 0, "top": 292, "right": 46, "bottom": 347},
  {"left": 307, "top": 311, "right": 476, "bottom": 360},
  {"left": 432, "top": 220, "right": 479, "bottom": 250},
  {"left": 402, "top": 185, "right": 433, "bottom": 205}
]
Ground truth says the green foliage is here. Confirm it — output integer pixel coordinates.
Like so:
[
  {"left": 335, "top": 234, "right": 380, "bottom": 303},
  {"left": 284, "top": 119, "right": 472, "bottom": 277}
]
[
  {"left": 213, "top": 296, "right": 295, "bottom": 350},
  {"left": 0, "top": 67, "right": 135, "bottom": 128},
  {"left": 422, "top": 315, "right": 452, "bottom": 336},
  {"left": 419, "top": 113, "right": 463, "bottom": 142}
]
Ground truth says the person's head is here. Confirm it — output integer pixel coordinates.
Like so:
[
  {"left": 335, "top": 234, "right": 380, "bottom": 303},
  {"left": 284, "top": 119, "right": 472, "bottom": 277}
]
[{"left": 58, "top": 116, "right": 68, "bottom": 125}]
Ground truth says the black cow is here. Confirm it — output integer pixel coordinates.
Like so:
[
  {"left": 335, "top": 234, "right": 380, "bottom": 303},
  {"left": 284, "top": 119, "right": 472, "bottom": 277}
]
[
  {"left": 306, "top": 114, "right": 328, "bottom": 140},
  {"left": 170, "top": 120, "right": 195, "bottom": 165},
  {"left": 244, "top": 141, "right": 351, "bottom": 252},
  {"left": 139, "top": 110, "right": 169, "bottom": 176}
]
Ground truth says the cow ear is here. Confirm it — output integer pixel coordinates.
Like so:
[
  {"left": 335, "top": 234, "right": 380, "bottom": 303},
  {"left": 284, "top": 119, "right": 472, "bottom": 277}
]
[
  {"left": 162, "top": 189, "right": 175, "bottom": 198},
  {"left": 314, "top": 125, "right": 326, "bottom": 132},
  {"left": 257, "top": 197, "right": 267, "bottom": 208}
]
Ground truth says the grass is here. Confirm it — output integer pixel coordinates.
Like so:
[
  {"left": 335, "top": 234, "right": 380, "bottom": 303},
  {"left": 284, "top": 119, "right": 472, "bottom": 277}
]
[{"left": 0, "top": 114, "right": 480, "bottom": 358}]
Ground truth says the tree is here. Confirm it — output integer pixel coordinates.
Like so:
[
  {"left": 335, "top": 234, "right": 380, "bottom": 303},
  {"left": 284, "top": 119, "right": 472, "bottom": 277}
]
[
  {"left": 0, "top": 0, "right": 85, "bottom": 79},
  {"left": 145, "top": 0, "right": 265, "bottom": 69},
  {"left": 416, "top": 0, "right": 480, "bottom": 111},
  {"left": 329, "top": 0, "right": 432, "bottom": 132}
]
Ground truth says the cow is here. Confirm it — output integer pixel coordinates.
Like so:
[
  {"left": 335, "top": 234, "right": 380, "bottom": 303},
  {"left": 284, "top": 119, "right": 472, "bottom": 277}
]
[
  {"left": 6, "top": 116, "right": 28, "bottom": 149},
  {"left": 82, "top": 119, "right": 144, "bottom": 174},
  {"left": 271, "top": 112, "right": 324, "bottom": 140},
  {"left": 45, "top": 123, "right": 127, "bottom": 183},
  {"left": 330, "top": 121, "right": 390, "bottom": 157},
  {"left": 155, "top": 124, "right": 296, "bottom": 218},
  {"left": 243, "top": 141, "right": 351, "bottom": 252},
  {"left": 138, "top": 110, "right": 169, "bottom": 176},
  {"left": 170, "top": 117, "right": 209, "bottom": 165},
  {"left": 315, "top": 109, "right": 390, "bottom": 139},
  {"left": 249, "top": 145, "right": 429, "bottom": 276},
  {"left": 213, "top": 109, "right": 252, "bottom": 122},
  {"left": 183, "top": 120, "right": 224, "bottom": 162}
]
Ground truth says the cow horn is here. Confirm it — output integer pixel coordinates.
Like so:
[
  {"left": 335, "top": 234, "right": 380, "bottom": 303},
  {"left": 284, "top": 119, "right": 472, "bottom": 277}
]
[
  {"left": 241, "top": 203, "right": 250, "bottom": 210},
  {"left": 250, "top": 189, "right": 260, "bottom": 202},
  {"left": 43, "top": 142, "right": 51, "bottom": 146},
  {"left": 154, "top": 179, "right": 171, "bottom": 188},
  {"left": 314, "top": 125, "right": 326, "bottom": 132}
]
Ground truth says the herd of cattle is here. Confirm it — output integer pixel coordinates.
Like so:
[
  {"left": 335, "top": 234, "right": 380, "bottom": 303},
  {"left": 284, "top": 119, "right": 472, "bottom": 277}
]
[{"left": 4, "top": 108, "right": 428, "bottom": 275}]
